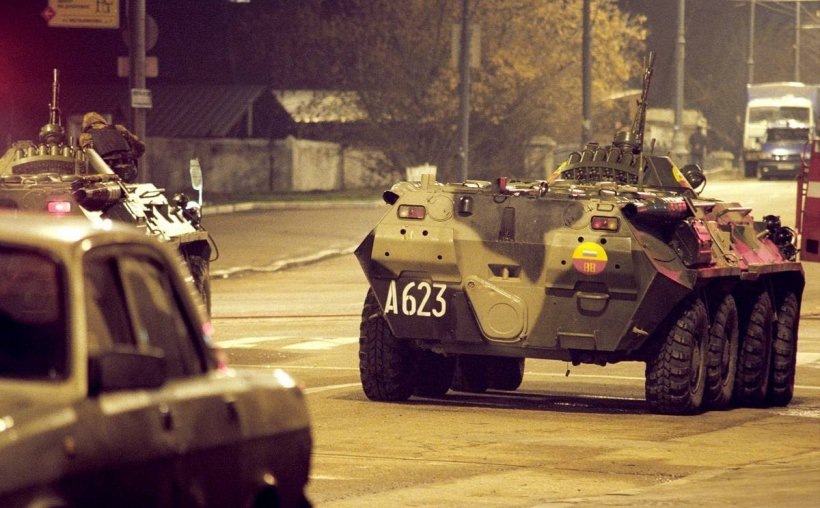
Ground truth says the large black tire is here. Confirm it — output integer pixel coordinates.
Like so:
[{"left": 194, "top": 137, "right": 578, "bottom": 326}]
[
  {"left": 767, "top": 292, "right": 799, "bottom": 406},
  {"left": 185, "top": 254, "right": 211, "bottom": 314},
  {"left": 645, "top": 298, "right": 708, "bottom": 415},
  {"left": 359, "top": 290, "right": 416, "bottom": 401},
  {"left": 450, "top": 355, "right": 491, "bottom": 393},
  {"left": 705, "top": 295, "right": 739, "bottom": 409},
  {"left": 414, "top": 350, "right": 456, "bottom": 398},
  {"left": 734, "top": 291, "right": 774, "bottom": 406},
  {"left": 489, "top": 357, "right": 525, "bottom": 391}
]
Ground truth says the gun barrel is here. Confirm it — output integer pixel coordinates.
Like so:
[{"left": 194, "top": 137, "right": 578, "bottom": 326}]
[
  {"left": 621, "top": 196, "right": 691, "bottom": 223},
  {"left": 85, "top": 148, "right": 117, "bottom": 176},
  {"left": 50, "top": 69, "right": 60, "bottom": 127},
  {"left": 73, "top": 182, "right": 125, "bottom": 212},
  {"left": 629, "top": 51, "right": 656, "bottom": 154}
]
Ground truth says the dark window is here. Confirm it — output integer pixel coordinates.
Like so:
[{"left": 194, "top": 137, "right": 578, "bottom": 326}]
[
  {"left": 119, "top": 257, "right": 202, "bottom": 377},
  {"left": 84, "top": 257, "right": 133, "bottom": 352},
  {"left": 84, "top": 247, "right": 204, "bottom": 379},
  {"left": 0, "top": 247, "right": 67, "bottom": 379}
]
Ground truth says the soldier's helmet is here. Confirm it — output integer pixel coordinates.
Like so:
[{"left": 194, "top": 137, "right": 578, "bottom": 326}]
[{"left": 81, "top": 112, "right": 109, "bottom": 132}]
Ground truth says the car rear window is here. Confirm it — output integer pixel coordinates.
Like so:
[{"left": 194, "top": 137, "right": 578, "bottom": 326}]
[{"left": 0, "top": 247, "right": 68, "bottom": 380}]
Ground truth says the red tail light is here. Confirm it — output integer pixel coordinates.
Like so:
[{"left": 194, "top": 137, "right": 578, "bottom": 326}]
[
  {"left": 398, "top": 204, "right": 426, "bottom": 220},
  {"left": 47, "top": 201, "right": 72, "bottom": 214},
  {"left": 591, "top": 216, "right": 619, "bottom": 231}
]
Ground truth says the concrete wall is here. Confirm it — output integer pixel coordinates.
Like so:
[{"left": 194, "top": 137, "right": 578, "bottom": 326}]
[{"left": 144, "top": 136, "right": 389, "bottom": 196}]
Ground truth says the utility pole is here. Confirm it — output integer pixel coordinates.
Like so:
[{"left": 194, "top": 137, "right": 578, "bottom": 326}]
[
  {"left": 747, "top": 0, "right": 756, "bottom": 84},
  {"left": 671, "top": 0, "right": 688, "bottom": 162},
  {"left": 582, "top": 0, "right": 591, "bottom": 144},
  {"left": 794, "top": 2, "right": 801, "bottom": 81},
  {"left": 456, "top": 0, "right": 471, "bottom": 183},
  {"left": 129, "top": 0, "right": 148, "bottom": 181}
]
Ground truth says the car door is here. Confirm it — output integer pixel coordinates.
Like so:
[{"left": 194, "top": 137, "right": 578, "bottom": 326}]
[
  {"left": 79, "top": 246, "right": 179, "bottom": 506},
  {"left": 113, "top": 247, "right": 244, "bottom": 506}
]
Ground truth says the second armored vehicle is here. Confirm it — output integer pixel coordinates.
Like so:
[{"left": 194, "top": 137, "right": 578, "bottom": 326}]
[
  {"left": 0, "top": 71, "right": 214, "bottom": 310},
  {"left": 354, "top": 53, "right": 804, "bottom": 414}
]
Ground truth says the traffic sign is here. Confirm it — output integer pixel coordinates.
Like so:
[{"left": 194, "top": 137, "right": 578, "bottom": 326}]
[
  {"left": 118, "top": 57, "right": 159, "bottom": 78},
  {"left": 44, "top": 0, "right": 120, "bottom": 29},
  {"left": 131, "top": 88, "right": 152, "bottom": 109}
]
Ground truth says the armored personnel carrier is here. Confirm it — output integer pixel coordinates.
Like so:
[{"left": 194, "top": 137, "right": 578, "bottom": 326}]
[
  {"left": 354, "top": 53, "right": 804, "bottom": 414},
  {"left": 0, "top": 71, "right": 214, "bottom": 311}
]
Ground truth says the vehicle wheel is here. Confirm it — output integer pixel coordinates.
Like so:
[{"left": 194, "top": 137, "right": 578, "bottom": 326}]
[
  {"left": 645, "top": 298, "right": 708, "bottom": 415},
  {"left": 450, "top": 355, "right": 490, "bottom": 393},
  {"left": 414, "top": 350, "right": 456, "bottom": 397},
  {"left": 184, "top": 253, "right": 211, "bottom": 314},
  {"left": 744, "top": 161, "right": 757, "bottom": 178},
  {"left": 767, "top": 292, "right": 799, "bottom": 406},
  {"left": 704, "top": 295, "right": 739, "bottom": 409},
  {"left": 489, "top": 357, "right": 525, "bottom": 391},
  {"left": 359, "top": 289, "right": 416, "bottom": 401},
  {"left": 734, "top": 291, "right": 774, "bottom": 406}
]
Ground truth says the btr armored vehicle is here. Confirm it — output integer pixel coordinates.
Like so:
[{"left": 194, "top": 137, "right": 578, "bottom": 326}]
[
  {"left": 0, "top": 71, "right": 214, "bottom": 311},
  {"left": 355, "top": 53, "right": 804, "bottom": 414}
]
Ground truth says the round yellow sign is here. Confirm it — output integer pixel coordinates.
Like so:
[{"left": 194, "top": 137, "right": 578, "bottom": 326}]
[{"left": 572, "top": 242, "right": 608, "bottom": 275}]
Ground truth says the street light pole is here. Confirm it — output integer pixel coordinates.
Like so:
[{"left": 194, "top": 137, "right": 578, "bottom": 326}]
[
  {"left": 747, "top": 0, "right": 756, "bottom": 84},
  {"left": 457, "top": 0, "right": 471, "bottom": 183},
  {"left": 671, "top": 0, "right": 688, "bottom": 162},
  {"left": 129, "top": 0, "right": 148, "bottom": 181},
  {"left": 794, "top": 2, "right": 801, "bottom": 81},
  {"left": 582, "top": 0, "right": 591, "bottom": 144}
]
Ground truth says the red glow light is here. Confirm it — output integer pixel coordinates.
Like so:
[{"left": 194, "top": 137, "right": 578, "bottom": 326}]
[{"left": 47, "top": 201, "right": 72, "bottom": 214}]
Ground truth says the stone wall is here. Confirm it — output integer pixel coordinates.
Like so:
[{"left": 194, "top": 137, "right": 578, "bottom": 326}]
[{"left": 144, "top": 136, "right": 392, "bottom": 196}]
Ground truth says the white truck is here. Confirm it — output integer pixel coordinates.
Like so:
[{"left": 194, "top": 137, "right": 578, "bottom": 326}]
[{"left": 743, "top": 82, "right": 818, "bottom": 177}]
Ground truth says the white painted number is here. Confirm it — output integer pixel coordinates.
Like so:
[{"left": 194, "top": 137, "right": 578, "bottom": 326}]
[{"left": 384, "top": 280, "right": 447, "bottom": 317}]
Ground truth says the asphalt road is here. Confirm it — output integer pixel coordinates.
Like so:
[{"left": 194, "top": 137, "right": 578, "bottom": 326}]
[{"left": 203, "top": 177, "right": 820, "bottom": 506}]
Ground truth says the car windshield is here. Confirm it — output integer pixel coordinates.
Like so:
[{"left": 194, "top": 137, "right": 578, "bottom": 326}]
[
  {"left": 766, "top": 128, "right": 810, "bottom": 142},
  {"left": 748, "top": 106, "right": 811, "bottom": 124},
  {"left": 0, "top": 247, "right": 67, "bottom": 380}
]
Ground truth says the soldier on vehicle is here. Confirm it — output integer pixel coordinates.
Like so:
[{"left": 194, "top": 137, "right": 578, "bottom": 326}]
[{"left": 78, "top": 112, "right": 145, "bottom": 182}]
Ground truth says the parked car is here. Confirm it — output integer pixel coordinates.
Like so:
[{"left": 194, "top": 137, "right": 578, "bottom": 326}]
[{"left": 0, "top": 214, "right": 311, "bottom": 507}]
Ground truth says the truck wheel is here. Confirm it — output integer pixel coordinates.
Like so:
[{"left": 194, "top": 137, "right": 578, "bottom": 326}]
[
  {"left": 489, "top": 358, "right": 525, "bottom": 391},
  {"left": 705, "top": 295, "right": 739, "bottom": 409},
  {"left": 766, "top": 292, "right": 799, "bottom": 406},
  {"left": 734, "top": 291, "right": 774, "bottom": 406},
  {"left": 359, "top": 290, "right": 416, "bottom": 401},
  {"left": 414, "top": 350, "right": 455, "bottom": 398},
  {"left": 744, "top": 160, "right": 757, "bottom": 178},
  {"left": 450, "top": 355, "right": 490, "bottom": 393},
  {"left": 645, "top": 298, "right": 708, "bottom": 415}
]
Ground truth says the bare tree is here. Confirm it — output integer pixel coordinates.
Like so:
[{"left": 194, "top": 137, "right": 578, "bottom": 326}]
[{"left": 233, "top": 0, "right": 647, "bottom": 180}]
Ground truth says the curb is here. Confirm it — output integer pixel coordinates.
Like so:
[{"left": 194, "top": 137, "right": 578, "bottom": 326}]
[{"left": 204, "top": 199, "right": 386, "bottom": 216}]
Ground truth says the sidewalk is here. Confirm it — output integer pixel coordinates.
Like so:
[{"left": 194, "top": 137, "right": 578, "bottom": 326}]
[{"left": 205, "top": 198, "right": 384, "bottom": 216}]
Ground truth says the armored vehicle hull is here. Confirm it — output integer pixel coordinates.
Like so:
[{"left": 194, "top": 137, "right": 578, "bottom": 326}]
[{"left": 354, "top": 54, "right": 804, "bottom": 414}]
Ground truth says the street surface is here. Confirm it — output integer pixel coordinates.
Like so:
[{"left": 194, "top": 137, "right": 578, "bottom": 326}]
[{"left": 202, "top": 177, "right": 819, "bottom": 506}]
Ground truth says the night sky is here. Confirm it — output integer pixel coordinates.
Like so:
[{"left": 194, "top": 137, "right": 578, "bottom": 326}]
[{"left": 1, "top": 0, "right": 815, "bottom": 146}]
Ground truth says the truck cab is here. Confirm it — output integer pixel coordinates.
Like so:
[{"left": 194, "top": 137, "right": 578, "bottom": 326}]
[
  {"left": 753, "top": 124, "right": 811, "bottom": 180},
  {"left": 742, "top": 82, "right": 817, "bottom": 177}
]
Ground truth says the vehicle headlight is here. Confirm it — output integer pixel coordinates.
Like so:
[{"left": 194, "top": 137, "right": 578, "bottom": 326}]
[{"left": 273, "top": 368, "right": 297, "bottom": 388}]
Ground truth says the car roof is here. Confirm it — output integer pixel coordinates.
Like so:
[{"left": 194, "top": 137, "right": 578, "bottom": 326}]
[{"left": 0, "top": 211, "right": 159, "bottom": 252}]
